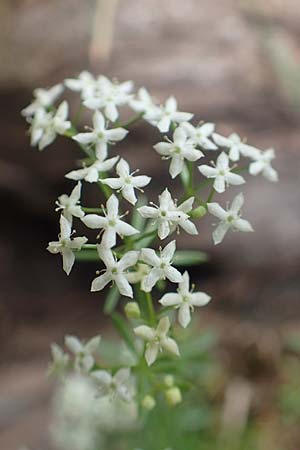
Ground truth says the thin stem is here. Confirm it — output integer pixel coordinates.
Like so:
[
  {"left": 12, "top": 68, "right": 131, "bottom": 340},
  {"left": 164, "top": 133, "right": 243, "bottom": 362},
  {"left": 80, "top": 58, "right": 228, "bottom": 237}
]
[
  {"left": 145, "top": 292, "right": 156, "bottom": 325},
  {"left": 132, "top": 229, "right": 157, "bottom": 243},
  {"left": 206, "top": 186, "right": 215, "bottom": 205},
  {"left": 82, "top": 207, "right": 104, "bottom": 213},
  {"left": 114, "top": 112, "right": 144, "bottom": 129}
]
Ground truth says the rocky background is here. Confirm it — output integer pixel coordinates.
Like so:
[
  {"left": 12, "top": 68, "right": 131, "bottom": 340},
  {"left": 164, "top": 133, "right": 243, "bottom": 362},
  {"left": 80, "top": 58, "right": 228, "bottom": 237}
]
[{"left": 1, "top": 1, "right": 300, "bottom": 449}]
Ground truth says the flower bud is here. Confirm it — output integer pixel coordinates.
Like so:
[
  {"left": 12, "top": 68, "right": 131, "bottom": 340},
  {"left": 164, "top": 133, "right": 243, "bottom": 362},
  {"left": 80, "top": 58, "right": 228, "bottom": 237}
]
[
  {"left": 163, "top": 375, "right": 174, "bottom": 387},
  {"left": 165, "top": 387, "right": 182, "bottom": 407},
  {"left": 124, "top": 302, "right": 141, "bottom": 320},
  {"left": 190, "top": 206, "right": 206, "bottom": 219},
  {"left": 142, "top": 395, "right": 156, "bottom": 410}
]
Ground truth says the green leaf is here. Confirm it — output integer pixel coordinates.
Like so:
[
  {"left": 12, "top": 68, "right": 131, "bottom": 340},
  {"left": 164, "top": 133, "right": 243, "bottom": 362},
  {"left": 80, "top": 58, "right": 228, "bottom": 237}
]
[
  {"left": 173, "top": 250, "right": 208, "bottom": 266},
  {"left": 104, "top": 285, "right": 120, "bottom": 314}
]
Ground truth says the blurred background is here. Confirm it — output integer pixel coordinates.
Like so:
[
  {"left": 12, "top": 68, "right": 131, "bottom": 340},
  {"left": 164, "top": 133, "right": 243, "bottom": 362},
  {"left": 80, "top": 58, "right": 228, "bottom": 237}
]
[{"left": 1, "top": 0, "right": 300, "bottom": 449}]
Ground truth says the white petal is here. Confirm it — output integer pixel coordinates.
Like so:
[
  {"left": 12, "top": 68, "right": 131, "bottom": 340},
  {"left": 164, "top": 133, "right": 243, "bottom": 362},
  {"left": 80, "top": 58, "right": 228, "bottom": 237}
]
[
  {"left": 142, "top": 269, "right": 161, "bottom": 291},
  {"left": 107, "top": 194, "right": 119, "bottom": 217},
  {"left": 190, "top": 292, "right": 211, "bottom": 307},
  {"left": 82, "top": 214, "right": 106, "bottom": 229},
  {"left": 198, "top": 165, "right": 217, "bottom": 178},
  {"left": 178, "top": 303, "right": 191, "bottom": 328},
  {"left": 213, "top": 175, "right": 225, "bottom": 193},
  {"left": 162, "top": 337, "right": 180, "bottom": 356},
  {"left": 116, "top": 158, "right": 130, "bottom": 177},
  {"left": 164, "top": 266, "right": 183, "bottom": 283},
  {"left": 92, "top": 370, "right": 112, "bottom": 387},
  {"left": 212, "top": 222, "right": 230, "bottom": 245},
  {"left": 161, "top": 240, "right": 176, "bottom": 261},
  {"left": 179, "top": 270, "right": 190, "bottom": 292},
  {"left": 153, "top": 142, "right": 172, "bottom": 156},
  {"left": 118, "top": 251, "right": 139, "bottom": 270},
  {"left": 212, "top": 133, "right": 231, "bottom": 148},
  {"left": 122, "top": 185, "right": 137, "bottom": 205},
  {"left": 179, "top": 219, "right": 198, "bottom": 235},
  {"left": 93, "top": 110, "right": 105, "bottom": 131},
  {"left": 105, "top": 103, "right": 118, "bottom": 122},
  {"left": 226, "top": 172, "right": 245, "bottom": 186},
  {"left": 114, "top": 274, "right": 133, "bottom": 298},
  {"left": 65, "top": 335, "right": 82, "bottom": 354},
  {"left": 91, "top": 272, "right": 111, "bottom": 291},
  {"left": 157, "top": 316, "right": 170, "bottom": 336},
  {"left": 116, "top": 221, "right": 139, "bottom": 238},
  {"left": 140, "top": 248, "right": 160, "bottom": 266},
  {"left": 159, "top": 293, "right": 181, "bottom": 307},
  {"left": 85, "top": 335, "right": 101, "bottom": 353},
  {"left": 72, "top": 132, "right": 95, "bottom": 145},
  {"left": 106, "top": 128, "right": 128, "bottom": 142},
  {"left": 230, "top": 193, "right": 244, "bottom": 213},
  {"left": 217, "top": 152, "right": 229, "bottom": 170},
  {"left": 207, "top": 203, "right": 227, "bottom": 220},
  {"left": 145, "top": 342, "right": 159, "bottom": 366},
  {"left": 158, "top": 220, "right": 170, "bottom": 240},
  {"left": 234, "top": 218, "right": 254, "bottom": 233},
  {"left": 138, "top": 206, "right": 159, "bottom": 219},
  {"left": 199, "top": 123, "right": 215, "bottom": 136},
  {"left": 132, "top": 175, "right": 151, "bottom": 188},
  {"left": 134, "top": 325, "right": 156, "bottom": 341},
  {"left": 101, "top": 178, "right": 123, "bottom": 189},
  {"left": 60, "top": 214, "right": 72, "bottom": 239}
]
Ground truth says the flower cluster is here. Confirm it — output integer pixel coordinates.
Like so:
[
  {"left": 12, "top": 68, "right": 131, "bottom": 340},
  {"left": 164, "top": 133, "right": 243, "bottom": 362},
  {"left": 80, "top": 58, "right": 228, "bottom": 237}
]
[{"left": 22, "top": 72, "right": 278, "bottom": 413}]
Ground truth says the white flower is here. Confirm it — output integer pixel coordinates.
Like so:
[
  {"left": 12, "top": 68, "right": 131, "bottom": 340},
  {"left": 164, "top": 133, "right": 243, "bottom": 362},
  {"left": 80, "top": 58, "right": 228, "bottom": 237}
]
[
  {"left": 139, "top": 240, "right": 183, "bottom": 292},
  {"left": 47, "top": 215, "right": 87, "bottom": 275},
  {"left": 92, "top": 368, "right": 134, "bottom": 402},
  {"left": 65, "top": 335, "right": 101, "bottom": 373},
  {"left": 21, "top": 83, "right": 63, "bottom": 117},
  {"left": 198, "top": 151, "right": 245, "bottom": 193},
  {"left": 126, "top": 263, "right": 151, "bottom": 292},
  {"left": 72, "top": 110, "right": 128, "bottom": 160},
  {"left": 82, "top": 194, "right": 139, "bottom": 247},
  {"left": 83, "top": 76, "right": 133, "bottom": 122},
  {"left": 249, "top": 148, "right": 278, "bottom": 182},
  {"left": 29, "top": 101, "right": 71, "bottom": 150},
  {"left": 129, "top": 87, "right": 159, "bottom": 115},
  {"left": 48, "top": 343, "right": 70, "bottom": 377},
  {"left": 181, "top": 122, "right": 217, "bottom": 150},
  {"left": 154, "top": 127, "right": 203, "bottom": 179},
  {"left": 134, "top": 316, "right": 180, "bottom": 366},
  {"left": 65, "top": 71, "right": 98, "bottom": 99},
  {"left": 55, "top": 182, "right": 85, "bottom": 224},
  {"left": 138, "top": 188, "right": 197, "bottom": 239},
  {"left": 65, "top": 156, "right": 119, "bottom": 183},
  {"left": 147, "top": 96, "right": 193, "bottom": 132},
  {"left": 91, "top": 245, "right": 139, "bottom": 298},
  {"left": 101, "top": 158, "right": 151, "bottom": 205},
  {"left": 212, "top": 132, "right": 259, "bottom": 161},
  {"left": 159, "top": 271, "right": 211, "bottom": 328},
  {"left": 207, "top": 193, "right": 254, "bottom": 245}
]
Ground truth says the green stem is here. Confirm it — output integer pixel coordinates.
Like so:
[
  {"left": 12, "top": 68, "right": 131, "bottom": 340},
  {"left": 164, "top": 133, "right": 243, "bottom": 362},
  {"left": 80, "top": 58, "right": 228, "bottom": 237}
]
[
  {"left": 82, "top": 207, "right": 104, "bottom": 213},
  {"left": 206, "top": 186, "right": 215, "bottom": 205},
  {"left": 132, "top": 229, "right": 157, "bottom": 243},
  {"left": 145, "top": 292, "right": 156, "bottom": 325},
  {"left": 114, "top": 112, "right": 144, "bottom": 129}
]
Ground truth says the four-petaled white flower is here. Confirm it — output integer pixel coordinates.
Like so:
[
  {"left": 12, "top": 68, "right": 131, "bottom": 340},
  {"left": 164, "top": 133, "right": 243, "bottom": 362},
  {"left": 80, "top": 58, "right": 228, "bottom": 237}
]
[
  {"left": 82, "top": 194, "right": 139, "bottom": 247},
  {"left": 65, "top": 156, "right": 119, "bottom": 183},
  {"left": 198, "top": 151, "right": 245, "bottom": 193},
  {"left": 139, "top": 240, "right": 183, "bottom": 292},
  {"left": 129, "top": 87, "right": 159, "bottom": 116},
  {"left": 48, "top": 343, "right": 70, "bottom": 377},
  {"left": 207, "top": 193, "right": 254, "bottom": 245},
  {"left": 249, "top": 148, "right": 278, "bottom": 182},
  {"left": 29, "top": 101, "right": 71, "bottom": 150},
  {"left": 92, "top": 368, "right": 134, "bottom": 402},
  {"left": 65, "top": 335, "right": 101, "bottom": 373},
  {"left": 147, "top": 96, "right": 193, "bottom": 133},
  {"left": 64, "top": 71, "right": 99, "bottom": 99},
  {"left": 212, "top": 132, "right": 259, "bottom": 162},
  {"left": 134, "top": 316, "right": 180, "bottom": 366},
  {"left": 47, "top": 215, "right": 87, "bottom": 275},
  {"left": 159, "top": 271, "right": 211, "bottom": 328},
  {"left": 83, "top": 76, "right": 133, "bottom": 122},
  {"left": 72, "top": 110, "right": 128, "bottom": 160},
  {"left": 101, "top": 158, "right": 151, "bottom": 205},
  {"left": 138, "top": 188, "right": 197, "bottom": 240},
  {"left": 55, "top": 182, "right": 85, "bottom": 224},
  {"left": 181, "top": 122, "right": 217, "bottom": 150},
  {"left": 21, "top": 83, "right": 63, "bottom": 117},
  {"left": 154, "top": 127, "right": 203, "bottom": 179},
  {"left": 91, "top": 245, "right": 139, "bottom": 298}
]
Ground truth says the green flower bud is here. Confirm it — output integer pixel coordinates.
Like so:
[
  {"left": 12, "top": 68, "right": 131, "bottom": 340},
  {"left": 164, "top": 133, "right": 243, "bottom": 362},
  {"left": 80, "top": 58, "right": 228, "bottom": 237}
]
[
  {"left": 163, "top": 375, "right": 174, "bottom": 387},
  {"left": 124, "top": 302, "right": 141, "bottom": 320},
  {"left": 165, "top": 387, "right": 182, "bottom": 407},
  {"left": 142, "top": 395, "right": 156, "bottom": 410},
  {"left": 190, "top": 206, "right": 207, "bottom": 219}
]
